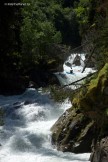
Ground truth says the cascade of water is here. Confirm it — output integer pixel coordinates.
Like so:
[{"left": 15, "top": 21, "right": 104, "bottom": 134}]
[
  {"left": 55, "top": 53, "right": 95, "bottom": 86},
  {"left": 0, "top": 88, "right": 90, "bottom": 162}
]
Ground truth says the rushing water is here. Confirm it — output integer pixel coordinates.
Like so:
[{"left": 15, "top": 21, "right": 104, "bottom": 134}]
[
  {"left": 0, "top": 88, "right": 90, "bottom": 162},
  {"left": 55, "top": 53, "right": 96, "bottom": 86}
]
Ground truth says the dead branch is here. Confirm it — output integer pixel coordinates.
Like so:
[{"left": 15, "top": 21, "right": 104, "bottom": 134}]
[{"left": 61, "top": 71, "right": 97, "bottom": 89}]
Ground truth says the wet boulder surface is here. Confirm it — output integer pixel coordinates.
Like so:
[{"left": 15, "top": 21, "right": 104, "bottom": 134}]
[
  {"left": 51, "top": 108, "right": 95, "bottom": 153},
  {"left": 51, "top": 63, "right": 108, "bottom": 156},
  {"left": 90, "top": 137, "right": 108, "bottom": 162}
]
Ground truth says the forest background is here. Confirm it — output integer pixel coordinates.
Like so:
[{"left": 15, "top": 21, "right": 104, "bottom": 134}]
[{"left": 0, "top": 0, "right": 108, "bottom": 94}]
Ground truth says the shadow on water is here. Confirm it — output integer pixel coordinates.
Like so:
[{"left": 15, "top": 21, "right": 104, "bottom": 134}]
[
  {"left": 0, "top": 88, "right": 52, "bottom": 108},
  {"left": 25, "top": 133, "right": 89, "bottom": 161},
  {"left": 19, "top": 88, "right": 52, "bottom": 106},
  {"left": 27, "top": 133, "right": 45, "bottom": 149},
  {"left": 36, "top": 148, "right": 89, "bottom": 161}
]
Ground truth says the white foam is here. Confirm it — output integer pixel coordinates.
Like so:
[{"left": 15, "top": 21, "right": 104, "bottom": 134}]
[
  {"left": 55, "top": 53, "right": 96, "bottom": 86},
  {"left": 0, "top": 89, "right": 90, "bottom": 162}
]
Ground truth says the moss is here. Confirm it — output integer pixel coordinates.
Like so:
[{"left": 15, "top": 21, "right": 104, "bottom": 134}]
[
  {"left": 88, "top": 63, "right": 108, "bottom": 92},
  {"left": 87, "top": 64, "right": 108, "bottom": 105},
  {"left": 49, "top": 85, "right": 74, "bottom": 102},
  {"left": 72, "top": 96, "right": 80, "bottom": 108},
  {"left": 72, "top": 63, "right": 108, "bottom": 121}
]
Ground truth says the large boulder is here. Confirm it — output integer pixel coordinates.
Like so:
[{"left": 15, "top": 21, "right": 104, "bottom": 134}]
[{"left": 51, "top": 107, "right": 95, "bottom": 153}]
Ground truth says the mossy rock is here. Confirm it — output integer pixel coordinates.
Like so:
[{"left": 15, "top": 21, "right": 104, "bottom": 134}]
[
  {"left": 72, "top": 63, "right": 108, "bottom": 115},
  {"left": 71, "top": 63, "right": 108, "bottom": 140},
  {"left": 51, "top": 64, "right": 108, "bottom": 153}
]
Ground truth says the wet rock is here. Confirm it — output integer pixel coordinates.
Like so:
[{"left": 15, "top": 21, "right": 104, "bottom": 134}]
[
  {"left": 24, "top": 100, "right": 32, "bottom": 105},
  {"left": 84, "top": 54, "right": 95, "bottom": 68},
  {"left": 51, "top": 108, "right": 95, "bottom": 153},
  {"left": 13, "top": 102, "right": 23, "bottom": 109},
  {"left": 51, "top": 63, "right": 108, "bottom": 156},
  {"left": 65, "top": 62, "right": 72, "bottom": 67},
  {"left": 90, "top": 137, "right": 108, "bottom": 162},
  {"left": 73, "top": 55, "right": 81, "bottom": 66}
]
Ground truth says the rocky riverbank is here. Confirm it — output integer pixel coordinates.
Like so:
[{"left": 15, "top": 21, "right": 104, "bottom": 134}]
[{"left": 51, "top": 63, "right": 108, "bottom": 161}]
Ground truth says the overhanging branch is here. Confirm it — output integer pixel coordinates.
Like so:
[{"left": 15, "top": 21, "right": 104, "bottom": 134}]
[{"left": 61, "top": 71, "right": 97, "bottom": 89}]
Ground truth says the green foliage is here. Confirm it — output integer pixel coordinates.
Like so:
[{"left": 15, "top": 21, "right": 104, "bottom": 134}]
[
  {"left": 74, "top": 0, "right": 90, "bottom": 33},
  {"left": 74, "top": 0, "right": 108, "bottom": 70},
  {"left": 73, "top": 63, "right": 108, "bottom": 112},
  {"left": 20, "top": 0, "right": 81, "bottom": 69},
  {"left": 94, "top": 17, "right": 108, "bottom": 69},
  {"left": 49, "top": 85, "right": 74, "bottom": 102},
  {"left": 20, "top": 0, "right": 62, "bottom": 67}
]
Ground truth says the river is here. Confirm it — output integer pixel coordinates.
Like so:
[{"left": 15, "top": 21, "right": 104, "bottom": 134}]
[
  {"left": 0, "top": 54, "right": 92, "bottom": 162},
  {"left": 0, "top": 88, "right": 90, "bottom": 162}
]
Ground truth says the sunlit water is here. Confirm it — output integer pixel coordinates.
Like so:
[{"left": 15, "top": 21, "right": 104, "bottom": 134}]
[
  {"left": 55, "top": 53, "right": 96, "bottom": 86},
  {"left": 0, "top": 88, "right": 90, "bottom": 162}
]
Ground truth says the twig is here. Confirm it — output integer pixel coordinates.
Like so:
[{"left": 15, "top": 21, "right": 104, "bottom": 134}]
[{"left": 61, "top": 72, "right": 96, "bottom": 89}]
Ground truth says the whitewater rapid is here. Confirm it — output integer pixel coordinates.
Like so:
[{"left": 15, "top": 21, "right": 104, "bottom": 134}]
[
  {"left": 0, "top": 88, "right": 90, "bottom": 162},
  {"left": 55, "top": 53, "right": 95, "bottom": 86}
]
